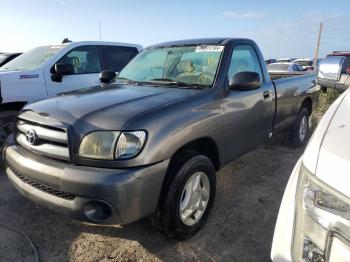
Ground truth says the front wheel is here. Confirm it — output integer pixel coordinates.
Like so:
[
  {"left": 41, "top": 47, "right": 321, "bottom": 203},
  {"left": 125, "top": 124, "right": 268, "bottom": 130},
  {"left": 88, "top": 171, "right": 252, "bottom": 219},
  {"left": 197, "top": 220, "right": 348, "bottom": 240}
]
[
  {"left": 151, "top": 152, "right": 216, "bottom": 240},
  {"left": 0, "top": 111, "right": 18, "bottom": 147},
  {"left": 290, "top": 107, "right": 309, "bottom": 147}
]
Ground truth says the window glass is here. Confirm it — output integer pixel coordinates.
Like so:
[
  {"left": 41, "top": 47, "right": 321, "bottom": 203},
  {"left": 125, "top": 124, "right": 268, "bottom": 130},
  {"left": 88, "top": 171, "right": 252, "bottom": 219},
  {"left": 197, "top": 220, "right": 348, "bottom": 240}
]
[
  {"left": 267, "top": 63, "right": 289, "bottom": 71},
  {"left": 296, "top": 60, "right": 313, "bottom": 67},
  {"left": 118, "top": 45, "right": 223, "bottom": 86},
  {"left": 58, "top": 45, "right": 100, "bottom": 74},
  {"left": 0, "top": 45, "right": 64, "bottom": 71},
  {"left": 0, "top": 54, "right": 9, "bottom": 64},
  {"left": 102, "top": 46, "right": 139, "bottom": 72},
  {"left": 227, "top": 45, "right": 263, "bottom": 81}
]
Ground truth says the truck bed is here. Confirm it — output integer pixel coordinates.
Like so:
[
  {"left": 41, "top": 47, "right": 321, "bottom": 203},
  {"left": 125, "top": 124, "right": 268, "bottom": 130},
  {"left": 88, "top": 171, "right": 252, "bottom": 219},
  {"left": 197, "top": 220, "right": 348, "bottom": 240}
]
[
  {"left": 269, "top": 71, "right": 312, "bottom": 80},
  {"left": 271, "top": 73, "right": 317, "bottom": 133}
]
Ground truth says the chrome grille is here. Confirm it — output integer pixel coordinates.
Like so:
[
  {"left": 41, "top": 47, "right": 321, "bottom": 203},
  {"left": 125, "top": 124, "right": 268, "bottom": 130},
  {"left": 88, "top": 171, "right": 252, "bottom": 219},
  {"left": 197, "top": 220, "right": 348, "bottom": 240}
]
[{"left": 16, "top": 119, "right": 69, "bottom": 161}]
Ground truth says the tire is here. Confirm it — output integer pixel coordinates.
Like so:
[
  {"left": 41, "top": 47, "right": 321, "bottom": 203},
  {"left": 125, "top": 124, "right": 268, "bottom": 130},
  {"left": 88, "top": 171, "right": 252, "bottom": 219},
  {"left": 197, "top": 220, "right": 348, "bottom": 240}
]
[
  {"left": 0, "top": 111, "right": 18, "bottom": 168},
  {"left": 151, "top": 151, "right": 216, "bottom": 240},
  {"left": 290, "top": 107, "right": 309, "bottom": 147},
  {"left": 0, "top": 110, "right": 18, "bottom": 148}
]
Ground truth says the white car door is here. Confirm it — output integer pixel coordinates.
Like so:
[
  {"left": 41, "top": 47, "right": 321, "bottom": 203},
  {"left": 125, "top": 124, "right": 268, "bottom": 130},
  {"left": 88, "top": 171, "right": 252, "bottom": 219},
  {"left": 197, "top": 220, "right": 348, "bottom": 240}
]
[{"left": 44, "top": 45, "right": 101, "bottom": 96}]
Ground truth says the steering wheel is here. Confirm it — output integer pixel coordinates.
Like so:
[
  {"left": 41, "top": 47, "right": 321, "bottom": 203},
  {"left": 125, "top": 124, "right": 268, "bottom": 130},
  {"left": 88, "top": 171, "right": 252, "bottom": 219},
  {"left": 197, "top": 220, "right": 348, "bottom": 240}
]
[
  {"left": 71, "top": 56, "right": 81, "bottom": 72},
  {"left": 198, "top": 72, "right": 215, "bottom": 85}
]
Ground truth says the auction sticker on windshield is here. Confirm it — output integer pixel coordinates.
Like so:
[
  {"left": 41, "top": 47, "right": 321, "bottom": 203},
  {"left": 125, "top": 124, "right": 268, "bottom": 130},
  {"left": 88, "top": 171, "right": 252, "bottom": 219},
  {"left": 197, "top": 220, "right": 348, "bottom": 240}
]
[{"left": 195, "top": 45, "right": 224, "bottom": 52}]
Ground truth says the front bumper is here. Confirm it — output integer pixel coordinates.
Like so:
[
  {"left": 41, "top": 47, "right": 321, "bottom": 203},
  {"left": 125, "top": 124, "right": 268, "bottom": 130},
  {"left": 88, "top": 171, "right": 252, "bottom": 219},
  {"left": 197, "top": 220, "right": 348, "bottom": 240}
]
[{"left": 4, "top": 145, "right": 169, "bottom": 224}]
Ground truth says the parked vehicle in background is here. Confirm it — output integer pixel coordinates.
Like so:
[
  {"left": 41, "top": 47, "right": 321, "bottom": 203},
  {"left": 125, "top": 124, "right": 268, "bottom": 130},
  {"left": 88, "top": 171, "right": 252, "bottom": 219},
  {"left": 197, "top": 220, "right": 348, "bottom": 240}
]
[
  {"left": 267, "top": 62, "right": 305, "bottom": 73},
  {"left": 317, "top": 55, "right": 350, "bottom": 92},
  {"left": 0, "top": 52, "right": 22, "bottom": 67},
  {"left": 327, "top": 51, "right": 350, "bottom": 74},
  {"left": 271, "top": 86, "right": 350, "bottom": 262},
  {"left": 294, "top": 58, "right": 319, "bottom": 71},
  {"left": 0, "top": 41, "right": 142, "bottom": 144},
  {"left": 276, "top": 57, "right": 296, "bottom": 63},
  {"left": 265, "top": 58, "right": 277, "bottom": 65},
  {"left": 3, "top": 38, "right": 317, "bottom": 240}
]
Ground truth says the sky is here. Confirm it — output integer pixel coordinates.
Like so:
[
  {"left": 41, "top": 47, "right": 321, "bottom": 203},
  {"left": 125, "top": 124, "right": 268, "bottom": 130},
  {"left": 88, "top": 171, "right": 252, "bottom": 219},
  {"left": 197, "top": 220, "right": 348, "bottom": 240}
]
[{"left": 0, "top": 0, "right": 349, "bottom": 59}]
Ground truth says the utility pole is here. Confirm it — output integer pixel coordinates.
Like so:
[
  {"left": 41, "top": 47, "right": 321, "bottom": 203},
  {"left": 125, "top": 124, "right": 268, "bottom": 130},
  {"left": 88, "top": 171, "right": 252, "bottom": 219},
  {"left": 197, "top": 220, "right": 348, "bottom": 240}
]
[
  {"left": 99, "top": 20, "right": 102, "bottom": 41},
  {"left": 314, "top": 22, "right": 323, "bottom": 71}
]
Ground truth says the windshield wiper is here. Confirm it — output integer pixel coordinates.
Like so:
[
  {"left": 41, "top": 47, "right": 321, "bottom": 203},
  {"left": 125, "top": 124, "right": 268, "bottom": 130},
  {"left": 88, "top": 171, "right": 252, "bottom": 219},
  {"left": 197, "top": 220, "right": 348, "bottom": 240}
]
[
  {"left": 148, "top": 78, "right": 205, "bottom": 89},
  {"left": 115, "top": 77, "right": 139, "bottom": 85}
]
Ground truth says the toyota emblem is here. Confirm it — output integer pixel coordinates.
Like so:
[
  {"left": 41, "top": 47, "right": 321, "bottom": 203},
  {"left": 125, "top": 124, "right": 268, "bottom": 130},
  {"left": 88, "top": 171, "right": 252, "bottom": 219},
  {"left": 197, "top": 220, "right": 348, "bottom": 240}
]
[{"left": 26, "top": 129, "right": 38, "bottom": 145}]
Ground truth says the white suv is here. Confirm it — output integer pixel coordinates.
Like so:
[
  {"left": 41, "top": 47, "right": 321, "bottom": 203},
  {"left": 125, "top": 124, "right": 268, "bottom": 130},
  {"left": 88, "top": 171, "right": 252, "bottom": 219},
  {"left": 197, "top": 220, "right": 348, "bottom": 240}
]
[{"left": 0, "top": 41, "right": 142, "bottom": 143}]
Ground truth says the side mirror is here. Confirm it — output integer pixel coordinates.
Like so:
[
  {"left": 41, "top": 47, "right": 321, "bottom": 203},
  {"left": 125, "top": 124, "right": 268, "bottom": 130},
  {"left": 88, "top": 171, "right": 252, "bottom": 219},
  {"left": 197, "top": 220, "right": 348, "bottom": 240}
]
[
  {"left": 55, "top": 63, "right": 74, "bottom": 75},
  {"left": 100, "top": 70, "right": 116, "bottom": 84},
  {"left": 318, "top": 56, "right": 345, "bottom": 81},
  {"left": 229, "top": 71, "right": 260, "bottom": 91},
  {"left": 51, "top": 63, "right": 74, "bottom": 82}
]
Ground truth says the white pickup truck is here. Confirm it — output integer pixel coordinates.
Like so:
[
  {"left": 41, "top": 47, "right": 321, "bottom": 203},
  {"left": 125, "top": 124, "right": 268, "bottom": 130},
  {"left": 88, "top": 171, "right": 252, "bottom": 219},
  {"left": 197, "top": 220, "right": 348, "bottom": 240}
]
[
  {"left": 271, "top": 61, "right": 350, "bottom": 261},
  {"left": 0, "top": 41, "right": 142, "bottom": 143}
]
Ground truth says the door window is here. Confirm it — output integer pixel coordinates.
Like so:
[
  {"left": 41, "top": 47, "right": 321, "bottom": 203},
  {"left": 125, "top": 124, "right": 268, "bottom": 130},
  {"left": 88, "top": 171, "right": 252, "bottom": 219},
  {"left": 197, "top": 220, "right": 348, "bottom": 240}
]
[
  {"left": 58, "top": 45, "right": 100, "bottom": 74},
  {"left": 102, "top": 46, "right": 139, "bottom": 72},
  {"left": 227, "top": 44, "right": 263, "bottom": 82}
]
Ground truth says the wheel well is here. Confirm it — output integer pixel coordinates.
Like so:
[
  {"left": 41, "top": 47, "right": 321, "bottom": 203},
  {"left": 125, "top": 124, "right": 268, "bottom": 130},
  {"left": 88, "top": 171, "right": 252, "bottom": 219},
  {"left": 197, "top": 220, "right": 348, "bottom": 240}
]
[
  {"left": 157, "top": 137, "right": 220, "bottom": 207},
  {"left": 170, "top": 137, "right": 220, "bottom": 171},
  {"left": 301, "top": 97, "right": 312, "bottom": 116},
  {"left": 0, "top": 101, "right": 27, "bottom": 112}
]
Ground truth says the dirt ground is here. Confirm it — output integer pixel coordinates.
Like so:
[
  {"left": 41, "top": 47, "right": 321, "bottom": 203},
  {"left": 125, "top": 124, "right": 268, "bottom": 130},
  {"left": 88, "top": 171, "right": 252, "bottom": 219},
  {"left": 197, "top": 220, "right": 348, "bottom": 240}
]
[{"left": 0, "top": 133, "right": 304, "bottom": 262}]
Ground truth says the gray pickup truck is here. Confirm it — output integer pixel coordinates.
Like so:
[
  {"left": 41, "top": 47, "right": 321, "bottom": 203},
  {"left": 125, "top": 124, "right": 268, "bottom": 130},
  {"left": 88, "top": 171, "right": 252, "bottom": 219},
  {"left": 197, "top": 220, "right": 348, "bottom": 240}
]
[{"left": 4, "top": 38, "right": 317, "bottom": 239}]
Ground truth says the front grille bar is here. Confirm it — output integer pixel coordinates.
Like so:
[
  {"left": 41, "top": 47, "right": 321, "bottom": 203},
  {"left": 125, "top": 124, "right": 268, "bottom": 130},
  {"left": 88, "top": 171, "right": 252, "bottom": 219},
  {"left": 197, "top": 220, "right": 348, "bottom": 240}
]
[
  {"left": 17, "top": 120, "right": 67, "bottom": 144},
  {"left": 16, "top": 133, "right": 69, "bottom": 161},
  {"left": 16, "top": 118, "right": 70, "bottom": 162}
]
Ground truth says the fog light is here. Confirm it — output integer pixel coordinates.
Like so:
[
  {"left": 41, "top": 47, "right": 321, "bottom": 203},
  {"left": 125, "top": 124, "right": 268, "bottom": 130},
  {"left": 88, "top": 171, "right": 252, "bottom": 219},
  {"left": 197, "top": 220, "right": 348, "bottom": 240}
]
[
  {"left": 303, "top": 237, "right": 325, "bottom": 262},
  {"left": 83, "top": 201, "right": 112, "bottom": 222}
]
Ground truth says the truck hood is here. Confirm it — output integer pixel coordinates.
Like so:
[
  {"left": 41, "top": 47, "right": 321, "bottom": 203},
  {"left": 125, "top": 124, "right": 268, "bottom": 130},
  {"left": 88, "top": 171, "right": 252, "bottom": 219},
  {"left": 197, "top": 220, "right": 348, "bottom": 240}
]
[
  {"left": 24, "top": 84, "right": 201, "bottom": 132},
  {"left": 314, "top": 89, "right": 350, "bottom": 197}
]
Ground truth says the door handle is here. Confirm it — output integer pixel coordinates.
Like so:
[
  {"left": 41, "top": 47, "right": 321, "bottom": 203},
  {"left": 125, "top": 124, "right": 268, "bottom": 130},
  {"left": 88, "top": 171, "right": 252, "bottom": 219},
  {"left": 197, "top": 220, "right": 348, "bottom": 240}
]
[{"left": 263, "top": 91, "right": 270, "bottom": 99}]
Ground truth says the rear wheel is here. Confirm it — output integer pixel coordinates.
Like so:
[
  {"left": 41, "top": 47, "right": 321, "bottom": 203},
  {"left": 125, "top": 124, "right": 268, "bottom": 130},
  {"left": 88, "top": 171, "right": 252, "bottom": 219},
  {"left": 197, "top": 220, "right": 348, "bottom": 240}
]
[
  {"left": 290, "top": 107, "right": 309, "bottom": 147},
  {"left": 151, "top": 151, "right": 216, "bottom": 240}
]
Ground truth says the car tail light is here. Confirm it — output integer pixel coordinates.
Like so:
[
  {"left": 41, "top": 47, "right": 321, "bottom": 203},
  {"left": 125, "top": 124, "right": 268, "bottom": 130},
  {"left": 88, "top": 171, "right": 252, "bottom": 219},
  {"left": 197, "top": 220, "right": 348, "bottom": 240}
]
[{"left": 346, "top": 67, "right": 350, "bottom": 74}]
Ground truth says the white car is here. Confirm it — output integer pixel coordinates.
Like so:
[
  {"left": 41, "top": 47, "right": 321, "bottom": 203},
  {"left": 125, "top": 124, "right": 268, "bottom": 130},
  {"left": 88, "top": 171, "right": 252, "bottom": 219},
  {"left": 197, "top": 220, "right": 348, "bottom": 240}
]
[
  {"left": 276, "top": 57, "right": 297, "bottom": 63},
  {"left": 271, "top": 87, "right": 350, "bottom": 261},
  {"left": 267, "top": 62, "right": 305, "bottom": 73},
  {"left": 294, "top": 58, "right": 319, "bottom": 71},
  {"left": 0, "top": 41, "right": 142, "bottom": 143}
]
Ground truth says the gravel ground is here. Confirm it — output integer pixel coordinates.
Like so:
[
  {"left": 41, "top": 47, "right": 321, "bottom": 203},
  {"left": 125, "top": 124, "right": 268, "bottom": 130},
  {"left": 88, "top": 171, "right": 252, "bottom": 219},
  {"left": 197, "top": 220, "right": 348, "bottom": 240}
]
[{"left": 0, "top": 134, "right": 304, "bottom": 262}]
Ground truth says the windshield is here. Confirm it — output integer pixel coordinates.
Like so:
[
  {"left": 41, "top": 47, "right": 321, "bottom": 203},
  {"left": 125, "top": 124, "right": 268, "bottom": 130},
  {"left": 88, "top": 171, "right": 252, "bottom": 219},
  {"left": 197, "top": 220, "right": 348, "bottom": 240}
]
[
  {"left": 0, "top": 54, "right": 9, "bottom": 64},
  {"left": 267, "top": 63, "right": 289, "bottom": 71},
  {"left": 277, "top": 59, "right": 291, "bottom": 63},
  {"left": 0, "top": 45, "right": 64, "bottom": 71},
  {"left": 117, "top": 45, "right": 224, "bottom": 87},
  {"left": 295, "top": 61, "right": 313, "bottom": 67}
]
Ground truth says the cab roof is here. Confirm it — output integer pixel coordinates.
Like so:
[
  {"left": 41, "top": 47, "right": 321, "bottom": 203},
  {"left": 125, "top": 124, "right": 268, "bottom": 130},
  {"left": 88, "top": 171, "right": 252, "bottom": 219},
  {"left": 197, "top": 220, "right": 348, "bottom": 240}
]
[
  {"left": 147, "top": 38, "right": 252, "bottom": 49},
  {"left": 63, "top": 41, "right": 143, "bottom": 51},
  {"left": 329, "top": 51, "right": 350, "bottom": 56}
]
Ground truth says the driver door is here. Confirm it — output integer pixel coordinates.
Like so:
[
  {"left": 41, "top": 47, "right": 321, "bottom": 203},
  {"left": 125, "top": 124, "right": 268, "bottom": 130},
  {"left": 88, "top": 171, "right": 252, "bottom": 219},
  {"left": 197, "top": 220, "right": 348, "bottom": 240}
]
[
  {"left": 45, "top": 45, "right": 101, "bottom": 96},
  {"left": 223, "top": 44, "right": 275, "bottom": 162}
]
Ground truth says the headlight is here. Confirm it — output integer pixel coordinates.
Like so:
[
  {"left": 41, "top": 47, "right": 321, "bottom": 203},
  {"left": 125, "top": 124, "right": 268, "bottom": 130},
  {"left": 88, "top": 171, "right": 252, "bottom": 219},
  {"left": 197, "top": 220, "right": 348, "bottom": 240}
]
[
  {"left": 79, "top": 131, "right": 120, "bottom": 160},
  {"left": 115, "top": 131, "right": 146, "bottom": 159},
  {"left": 292, "top": 164, "right": 350, "bottom": 261},
  {"left": 79, "top": 130, "right": 146, "bottom": 160}
]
